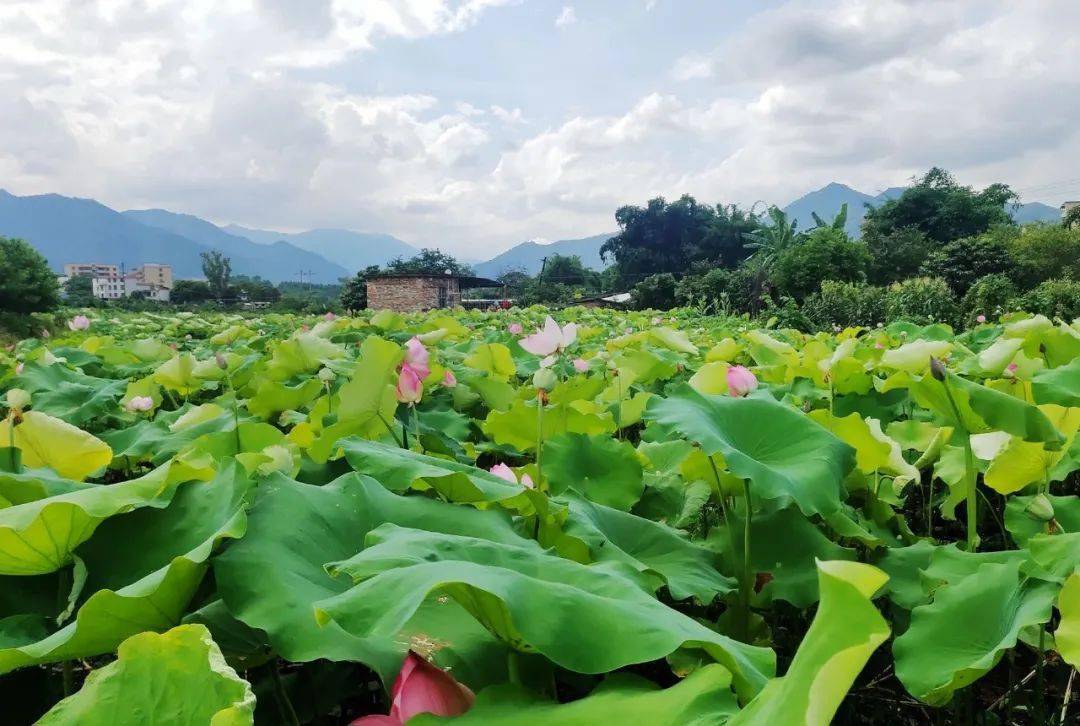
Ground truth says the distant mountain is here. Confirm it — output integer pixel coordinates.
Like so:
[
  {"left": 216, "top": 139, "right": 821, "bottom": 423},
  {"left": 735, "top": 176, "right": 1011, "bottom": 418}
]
[
  {"left": 474, "top": 233, "right": 613, "bottom": 278},
  {"left": 224, "top": 224, "right": 416, "bottom": 273},
  {"left": 124, "top": 209, "right": 347, "bottom": 284},
  {"left": 1011, "top": 202, "right": 1061, "bottom": 224},
  {"left": 781, "top": 183, "right": 894, "bottom": 238}
]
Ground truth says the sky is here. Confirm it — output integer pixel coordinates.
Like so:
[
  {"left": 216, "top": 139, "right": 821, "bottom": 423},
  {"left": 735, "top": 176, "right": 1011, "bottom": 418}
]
[{"left": 2, "top": 0, "right": 1079, "bottom": 258}]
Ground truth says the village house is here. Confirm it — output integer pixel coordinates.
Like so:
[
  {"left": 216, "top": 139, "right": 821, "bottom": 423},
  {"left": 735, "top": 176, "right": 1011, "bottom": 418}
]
[{"left": 365, "top": 272, "right": 503, "bottom": 312}]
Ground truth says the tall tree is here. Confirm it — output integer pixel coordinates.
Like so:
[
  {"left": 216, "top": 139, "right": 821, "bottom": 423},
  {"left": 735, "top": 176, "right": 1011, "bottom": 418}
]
[
  {"left": 692, "top": 204, "right": 763, "bottom": 268},
  {"left": 601, "top": 195, "right": 716, "bottom": 282},
  {"left": 200, "top": 250, "right": 232, "bottom": 298},
  {"left": 63, "top": 275, "right": 96, "bottom": 307},
  {"left": 861, "top": 167, "right": 1016, "bottom": 243},
  {"left": 743, "top": 206, "right": 801, "bottom": 272},
  {"left": 386, "top": 249, "right": 472, "bottom": 276},
  {"left": 340, "top": 266, "right": 382, "bottom": 310},
  {"left": 0, "top": 237, "right": 60, "bottom": 316}
]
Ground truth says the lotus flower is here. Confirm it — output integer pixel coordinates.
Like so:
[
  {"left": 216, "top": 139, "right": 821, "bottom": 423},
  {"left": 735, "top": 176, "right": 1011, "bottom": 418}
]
[
  {"left": 325, "top": 311, "right": 337, "bottom": 321},
  {"left": 125, "top": 396, "right": 154, "bottom": 413},
  {"left": 40, "top": 329, "right": 50, "bottom": 338},
  {"left": 396, "top": 364, "right": 423, "bottom": 404},
  {"left": 572, "top": 358, "right": 589, "bottom": 373},
  {"left": 489, "top": 463, "right": 534, "bottom": 489},
  {"left": 404, "top": 337, "right": 431, "bottom": 379},
  {"left": 68, "top": 315, "right": 90, "bottom": 331},
  {"left": 1004, "top": 362, "right": 1019, "bottom": 378},
  {"left": 508, "top": 322, "right": 523, "bottom": 335},
  {"left": 519, "top": 316, "right": 576, "bottom": 358},
  {"left": 976, "top": 314, "right": 987, "bottom": 324},
  {"left": 6, "top": 388, "right": 31, "bottom": 411},
  {"left": 726, "top": 365, "right": 758, "bottom": 397},
  {"left": 442, "top": 369, "right": 457, "bottom": 387},
  {"left": 350, "top": 651, "right": 475, "bottom": 725}
]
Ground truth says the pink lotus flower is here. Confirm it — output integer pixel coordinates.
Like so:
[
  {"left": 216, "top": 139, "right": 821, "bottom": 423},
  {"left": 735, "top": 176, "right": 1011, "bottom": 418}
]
[
  {"left": 125, "top": 396, "right": 154, "bottom": 413},
  {"left": 976, "top": 314, "right": 987, "bottom": 323},
  {"left": 489, "top": 463, "right": 534, "bottom": 489},
  {"left": 572, "top": 358, "right": 589, "bottom": 373},
  {"left": 325, "top": 312, "right": 337, "bottom": 321},
  {"left": 519, "top": 316, "right": 577, "bottom": 357},
  {"left": 651, "top": 316, "right": 661, "bottom": 326},
  {"left": 508, "top": 322, "right": 523, "bottom": 335},
  {"left": 350, "top": 651, "right": 474, "bottom": 725},
  {"left": 301, "top": 324, "right": 310, "bottom": 332},
  {"left": 68, "top": 315, "right": 90, "bottom": 331},
  {"left": 442, "top": 369, "right": 457, "bottom": 387},
  {"left": 396, "top": 365, "right": 423, "bottom": 404},
  {"left": 726, "top": 365, "right": 758, "bottom": 398},
  {"left": 1004, "top": 362, "right": 1019, "bottom": 378},
  {"left": 404, "top": 337, "right": 431, "bottom": 379},
  {"left": 874, "top": 342, "right": 884, "bottom": 350}
]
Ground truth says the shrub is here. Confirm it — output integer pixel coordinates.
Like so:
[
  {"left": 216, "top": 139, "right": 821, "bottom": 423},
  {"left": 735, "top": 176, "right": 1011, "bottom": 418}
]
[
  {"left": 0, "top": 237, "right": 60, "bottom": 318},
  {"left": 1015, "top": 279, "right": 1080, "bottom": 321},
  {"left": 802, "top": 280, "right": 888, "bottom": 330},
  {"left": 632, "top": 273, "right": 678, "bottom": 310},
  {"left": 1006, "top": 223, "right": 1080, "bottom": 288},
  {"left": 885, "top": 277, "right": 958, "bottom": 326},
  {"left": 961, "top": 273, "right": 1017, "bottom": 324},
  {"left": 919, "top": 234, "right": 1014, "bottom": 295},
  {"left": 675, "top": 266, "right": 762, "bottom": 314},
  {"left": 769, "top": 228, "right": 871, "bottom": 300},
  {"left": 864, "top": 227, "right": 934, "bottom": 285}
]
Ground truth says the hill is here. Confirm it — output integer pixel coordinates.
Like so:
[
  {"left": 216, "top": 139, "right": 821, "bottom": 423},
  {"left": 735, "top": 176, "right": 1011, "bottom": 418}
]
[
  {"left": 1011, "top": 201, "right": 1062, "bottom": 224},
  {"left": 474, "top": 233, "right": 613, "bottom": 278},
  {"left": 781, "top": 183, "right": 891, "bottom": 238},
  {"left": 224, "top": 224, "right": 416, "bottom": 273}
]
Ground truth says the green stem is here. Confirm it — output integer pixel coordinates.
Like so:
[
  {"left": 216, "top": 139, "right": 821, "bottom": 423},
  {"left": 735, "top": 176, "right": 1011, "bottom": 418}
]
[
  {"left": 615, "top": 373, "right": 623, "bottom": 440},
  {"left": 1035, "top": 626, "right": 1047, "bottom": 725},
  {"left": 7, "top": 414, "right": 18, "bottom": 474},
  {"left": 226, "top": 374, "right": 241, "bottom": 453},
  {"left": 376, "top": 412, "right": 405, "bottom": 448},
  {"left": 507, "top": 650, "right": 523, "bottom": 686},
  {"left": 739, "top": 478, "right": 753, "bottom": 643},
  {"left": 941, "top": 377, "right": 978, "bottom": 551},
  {"left": 57, "top": 566, "right": 74, "bottom": 696},
  {"left": 411, "top": 405, "right": 422, "bottom": 453},
  {"left": 536, "top": 394, "right": 545, "bottom": 491},
  {"left": 270, "top": 661, "right": 301, "bottom": 726}
]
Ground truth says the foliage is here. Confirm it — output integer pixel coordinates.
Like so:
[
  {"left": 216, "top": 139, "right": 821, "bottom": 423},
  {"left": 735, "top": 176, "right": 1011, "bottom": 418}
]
[
  {"left": 961, "top": 273, "right": 1017, "bottom": 322},
  {"left": 0, "top": 237, "right": 60, "bottom": 318},
  {"left": 861, "top": 167, "right": 1017, "bottom": 244},
  {"left": 171, "top": 279, "right": 213, "bottom": 305},
  {"left": 632, "top": 273, "right": 678, "bottom": 310},
  {"left": 768, "top": 227, "right": 871, "bottom": 300},
  {"left": 230, "top": 276, "right": 280, "bottom": 303},
  {"left": 1014, "top": 278, "right": 1080, "bottom": 321},
  {"left": 919, "top": 233, "right": 1015, "bottom": 295},
  {"left": 884, "top": 277, "right": 959, "bottom": 326},
  {"left": 386, "top": 248, "right": 472, "bottom": 276},
  {"left": 1006, "top": 222, "right": 1080, "bottom": 288},
  {"left": 341, "top": 266, "right": 382, "bottom": 311},
  {"left": 742, "top": 206, "right": 800, "bottom": 272},
  {"left": 200, "top": 250, "right": 232, "bottom": 298},
  {"left": 63, "top": 275, "right": 97, "bottom": 308},
  {"left": 864, "top": 227, "right": 933, "bottom": 285},
  {"left": 540, "top": 254, "right": 597, "bottom": 288},
  {"left": 802, "top": 280, "right": 887, "bottom": 330}
]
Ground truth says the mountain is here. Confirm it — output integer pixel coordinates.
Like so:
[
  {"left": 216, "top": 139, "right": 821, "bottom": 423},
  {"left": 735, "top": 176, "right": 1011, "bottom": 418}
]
[
  {"left": 1011, "top": 202, "right": 1062, "bottom": 224},
  {"left": 124, "top": 209, "right": 347, "bottom": 284},
  {"left": 224, "top": 224, "right": 416, "bottom": 273},
  {"left": 474, "top": 233, "right": 613, "bottom": 278},
  {"left": 781, "top": 183, "right": 888, "bottom": 238}
]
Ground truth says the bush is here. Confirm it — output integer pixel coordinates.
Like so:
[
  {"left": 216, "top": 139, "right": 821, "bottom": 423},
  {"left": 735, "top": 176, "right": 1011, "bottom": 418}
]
[
  {"left": 885, "top": 277, "right": 958, "bottom": 326},
  {"left": 0, "top": 237, "right": 60, "bottom": 318},
  {"left": 961, "top": 273, "right": 1017, "bottom": 324},
  {"left": 674, "top": 266, "right": 761, "bottom": 313},
  {"left": 1015, "top": 279, "right": 1080, "bottom": 321},
  {"left": 632, "top": 273, "right": 678, "bottom": 310},
  {"left": 802, "top": 280, "right": 888, "bottom": 330},
  {"left": 919, "top": 234, "right": 1014, "bottom": 295},
  {"left": 769, "top": 228, "right": 871, "bottom": 300},
  {"left": 1006, "top": 223, "right": 1080, "bottom": 289}
]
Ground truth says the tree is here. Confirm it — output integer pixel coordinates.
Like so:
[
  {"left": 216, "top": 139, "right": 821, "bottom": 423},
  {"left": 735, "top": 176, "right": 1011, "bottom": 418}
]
[
  {"left": 201, "top": 250, "right": 232, "bottom": 298},
  {"left": 386, "top": 249, "right": 472, "bottom": 276},
  {"left": 542, "top": 254, "right": 596, "bottom": 288},
  {"left": 811, "top": 203, "right": 848, "bottom": 232},
  {"left": 861, "top": 167, "right": 1016, "bottom": 244},
  {"left": 743, "top": 206, "right": 801, "bottom": 272},
  {"left": 340, "top": 266, "right": 381, "bottom": 310},
  {"left": 919, "top": 234, "right": 1015, "bottom": 296},
  {"left": 769, "top": 227, "right": 871, "bottom": 300},
  {"left": 63, "top": 275, "right": 96, "bottom": 307},
  {"left": 691, "top": 204, "right": 763, "bottom": 268},
  {"left": 864, "top": 227, "right": 933, "bottom": 285},
  {"left": 231, "top": 275, "right": 281, "bottom": 303},
  {"left": 601, "top": 195, "right": 713, "bottom": 281},
  {"left": 1064, "top": 205, "right": 1080, "bottom": 230},
  {"left": 1005, "top": 223, "right": 1080, "bottom": 288},
  {"left": 632, "top": 273, "right": 678, "bottom": 310},
  {"left": 171, "top": 280, "right": 212, "bottom": 305},
  {"left": 0, "top": 237, "right": 60, "bottom": 316}
]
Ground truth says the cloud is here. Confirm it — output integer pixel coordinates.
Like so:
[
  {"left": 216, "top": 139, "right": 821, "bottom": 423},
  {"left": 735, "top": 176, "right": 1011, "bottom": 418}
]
[{"left": 555, "top": 6, "right": 577, "bottom": 28}]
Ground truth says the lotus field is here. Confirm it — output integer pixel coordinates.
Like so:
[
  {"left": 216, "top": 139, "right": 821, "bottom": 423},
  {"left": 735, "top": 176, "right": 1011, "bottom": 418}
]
[{"left": 2, "top": 307, "right": 1080, "bottom": 725}]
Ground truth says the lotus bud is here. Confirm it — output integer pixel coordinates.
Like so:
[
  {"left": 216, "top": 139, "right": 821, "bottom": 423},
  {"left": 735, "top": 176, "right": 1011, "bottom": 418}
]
[
  {"left": 442, "top": 369, "right": 457, "bottom": 388},
  {"left": 396, "top": 364, "right": 424, "bottom": 404},
  {"left": 508, "top": 322, "right": 523, "bottom": 335},
  {"left": 324, "top": 311, "right": 336, "bottom": 321},
  {"left": 726, "top": 365, "right": 758, "bottom": 398},
  {"left": 929, "top": 357, "right": 947, "bottom": 381},
  {"left": 404, "top": 337, "right": 431, "bottom": 379},
  {"left": 125, "top": 395, "right": 154, "bottom": 413},
  {"left": 572, "top": 358, "right": 589, "bottom": 373},
  {"left": 318, "top": 367, "right": 337, "bottom": 384},
  {"left": 1025, "top": 493, "right": 1055, "bottom": 522},
  {"left": 976, "top": 314, "right": 987, "bottom": 324},
  {"left": 532, "top": 367, "right": 557, "bottom": 392},
  {"left": 215, "top": 352, "right": 228, "bottom": 370},
  {"left": 6, "top": 388, "right": 31, "bottom": 411},
  {"left": 67, "top": 315, "right": 90, "bottom": 331}
]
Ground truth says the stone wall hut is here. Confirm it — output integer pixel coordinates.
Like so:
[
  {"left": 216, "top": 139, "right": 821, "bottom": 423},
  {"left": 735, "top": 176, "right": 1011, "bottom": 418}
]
[{"left": 365, "top": 272, "right": 503, "bottom": 312}]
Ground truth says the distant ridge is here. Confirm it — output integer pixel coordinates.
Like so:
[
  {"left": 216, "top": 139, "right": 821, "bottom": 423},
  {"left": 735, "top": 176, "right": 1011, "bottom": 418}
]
[
  {"left": 473, "top": 233, "right": 614, "bottom": 278},
  {"left": 224, "top": 224, "right": 417, "bottom": 273}
]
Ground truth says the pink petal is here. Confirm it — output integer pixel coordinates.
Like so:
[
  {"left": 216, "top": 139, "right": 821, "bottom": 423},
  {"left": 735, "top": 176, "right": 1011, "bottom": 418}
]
[
  {"left": 520, "top": 473, "right": 535, "bottom": 489},
  {"left": 489, "top": 463, "right": 517, "bottom": 484},
  {"left": 395, "top": 365, "right": 424, "bottom": 404},
  {"left": 508, "top": 322, "right": 523, "bottom": 335},
  {"left": 390, "top": 652, "right": 475, "bottom": 721},
  {"left": 559, "top": 322, "right": 577, "bottom": 349},
  {"left": 442, "top": 369, "right": 457, "bottom": 387},
  {"left": 572, "top": 358, "right": 589, "bottom": 373},
  {"left": 519, "top": 319, "right": 561, "bottom": 356},
  {"left": 405, "top": 338, "right": 431, "bottom": 379}
]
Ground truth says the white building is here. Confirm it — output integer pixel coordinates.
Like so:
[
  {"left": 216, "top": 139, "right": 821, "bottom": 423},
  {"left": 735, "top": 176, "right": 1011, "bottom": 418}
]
[{"left": 91, "top": 276, "right": 125, "bottom": 300}]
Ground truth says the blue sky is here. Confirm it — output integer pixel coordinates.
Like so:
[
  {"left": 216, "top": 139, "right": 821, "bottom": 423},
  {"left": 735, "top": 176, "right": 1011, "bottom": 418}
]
[{"left": 2, "top": 0, "right": 1078, "bottom": 257}]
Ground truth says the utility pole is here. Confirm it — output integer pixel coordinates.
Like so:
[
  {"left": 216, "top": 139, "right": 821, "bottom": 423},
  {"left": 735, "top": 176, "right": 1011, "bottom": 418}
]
[{"left": 537, "top": 256, "right": 548, "bottom": 299}]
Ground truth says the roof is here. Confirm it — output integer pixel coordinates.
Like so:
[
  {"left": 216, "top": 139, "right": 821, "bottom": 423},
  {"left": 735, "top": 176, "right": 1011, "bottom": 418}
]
[
  {"left": 367, "top": 272, "right": 502, "bottom": 287},
  {"left": 567, "top": 291, "right": 632, "bottom": 306}
]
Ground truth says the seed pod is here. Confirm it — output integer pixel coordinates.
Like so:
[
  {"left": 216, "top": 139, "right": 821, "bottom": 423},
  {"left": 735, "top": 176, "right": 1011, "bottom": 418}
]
[
  {"left": 929, "top": 356, "right": 947, "bottom": 381},
  {"left": 532, "top": 367, "right": 557, "bottom": 392},
  {"left": 1025, "top": 493, "right": 1055, "bottom": 522},
  {"left": 5, "top": 388, "right": 31, "bottom": 411}
]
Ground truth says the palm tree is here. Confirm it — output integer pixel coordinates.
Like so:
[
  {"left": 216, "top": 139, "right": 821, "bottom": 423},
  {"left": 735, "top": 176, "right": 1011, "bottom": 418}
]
[
  {"left": 811, "top": 203, "right": 848, "bottom": 232},
  {"left": 743, "top": 206, "right": 800, "bottom": 271}
]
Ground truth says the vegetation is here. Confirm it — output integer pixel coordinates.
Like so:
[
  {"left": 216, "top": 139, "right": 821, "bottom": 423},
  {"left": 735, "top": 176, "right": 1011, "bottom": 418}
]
[{"left": 200, "top": 250, "right": 232, "bottom": 298}]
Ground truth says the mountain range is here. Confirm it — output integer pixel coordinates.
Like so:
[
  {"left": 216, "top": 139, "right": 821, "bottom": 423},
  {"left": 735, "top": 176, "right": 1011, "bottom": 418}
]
[{"left": 0, "top": 183, "right": 1064, "bottom": 283}]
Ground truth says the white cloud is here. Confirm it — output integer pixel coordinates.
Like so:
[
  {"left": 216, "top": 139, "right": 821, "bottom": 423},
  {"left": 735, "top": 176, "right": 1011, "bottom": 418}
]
[{"left": 555, "top": 6, "right": 577, "bottom": 28}]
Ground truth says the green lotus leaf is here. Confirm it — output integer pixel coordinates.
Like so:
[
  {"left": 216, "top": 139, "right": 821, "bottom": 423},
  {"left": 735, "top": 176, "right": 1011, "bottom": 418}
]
[
  {"left": 689, "top": 361, "right": 731, "bottom": 395},
  {"left": 152, "top": 353, "right": 201, "bottom": 395},
  {"left": 808, "top": 410, "right": 918, "bottom": 491},
  {"left": 645, "top": 385, "right": 855, "bottom": 516},
  {"left": 1032, "top": 355, "right": 1080, "bottom": 406},
  {"left": 213, "top": 472, "right": 526, "bottom": 684},
  {"left": 464, "top": 343, "right": 517, "bottom": 381},
  {"left": 102, "top": 405, "right": 236, "bottom": 465},
  {"left": 315, "top": 524, "right": 775, "bottom": 702},
  {"left": 465, "top": 375, "right": 518, "bottom": 411},
  {"left": 245, "top": 378, "right": 323, "bottom": 420},
  {"left": 1026, "top": 532, "right": 1080, "bottom": 582},
  {"left": 2, "top": 411, "right": 112, "bottom": 481},
  {"left": 412, "top": 663, "right": 738, "bottom": 726},
  {"left": 14, "top": 363, "right": 125, "bottom": 426},
  {"left": 265, "top": 333, "right": 344, "bottom": 380},
  {"left": 484, "top": 399, "right": 615, "bottom": 452},
  {"left": 875, "top": 540, "right": 940, "bottom": 610},
  {"left": 728, "top": 561, "right": 890, "bottom": 726},
  {"left": 1057, "top": 572, "right": 1080, "bottom": 668},
  {"left": 544, "top": 433, "right": 644, "bottom": 511},
  {"left": 37, "top": 624, "right": 255, "bottom": 726},
  {"left": 879, "top": 339, "right": 952, "bottom": 374},
  {"left": 650, "top": 327, "right": 699, "bottom": 355},
  {"left": 1005, "top": 494, "right": 1080, "bottom": 546},
  {"left": 893, "top": 560, "right": 1057, "bottom": 705},
  {"left": 984, "top": 405, "right": 1080, "bottom": 494}
]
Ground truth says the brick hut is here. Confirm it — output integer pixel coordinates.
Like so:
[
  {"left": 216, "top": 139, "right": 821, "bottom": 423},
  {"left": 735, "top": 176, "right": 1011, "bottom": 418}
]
[{"left": 365, "top": 272, "right": 503, "bottom": 313}]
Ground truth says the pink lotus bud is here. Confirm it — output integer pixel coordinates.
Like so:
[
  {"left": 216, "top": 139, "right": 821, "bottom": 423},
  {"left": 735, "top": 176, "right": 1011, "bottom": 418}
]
[
  {"left": 1004, "top": 362, "right": 1019, "bottom": 378},
  {"left": 976, "top": 314, "right": 987, "bottom": 324},
  {"left": 572, "top": 358, "right": 589, "bottom": 373},
  {"left": 68, "top": 315, "right": 90, "bottom": 331},
  {"left": 404, "top": 337, "right": 431, "bottom": 379},
  {"left": 508, "top": 322, "right": 523, "bottom": 335},
  {"left": 350, "top": 651, "right": 474, "bottom": 725},
  {"left": 395, "top": 364, "right": 424, "bottom": 404},
  {"left": 520, "top": 473, "right": 535, "bottom": 489},
  {"left": 325, "top": 311, "right": 337, "bottom": 321},
  {"left": 442, "top": 369, "right": 457, "bottom": 388},
  {"left": 125, "top": 396, "right": 154, "bottom": 412},
  {"left": 726, "top": 365, "right": 758, "bottom": 397},
  {"left": 874, "top": 342, "right": 884, "bottom": 350},
  {"left": 489, "top": 463, "right": 517, "bottom": 483}
]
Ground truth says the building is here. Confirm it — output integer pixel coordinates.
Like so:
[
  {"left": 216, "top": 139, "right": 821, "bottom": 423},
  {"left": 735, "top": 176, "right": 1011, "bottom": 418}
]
[
  {"left": 91, "top": 276, "right": 125, "bottom": 300},
  {"left": 573, "top": 292, "right": 632, "bottom": 309},
  {"left": 64, "top": 263, "right": 118, "bottom": 278},
  {"left": 124, "top": 264, "right": 173, "bottom": 301},
  {"left": 365, "top": 272, "right": 502, "bottom": 312}
]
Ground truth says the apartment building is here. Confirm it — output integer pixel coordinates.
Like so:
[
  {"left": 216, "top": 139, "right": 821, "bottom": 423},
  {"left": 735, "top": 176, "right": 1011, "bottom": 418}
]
[
  {"left": 124, "top": 264, "right": 173, "bottom": 301},
  {"left": 60, "top": 262, "right": 173, "bottom": 301},
  {"left": 91, "top": 276, "right": 126, "bottom": 300},
  {"left": 64, "top": 263, "right": 119, "bottom": 278}
]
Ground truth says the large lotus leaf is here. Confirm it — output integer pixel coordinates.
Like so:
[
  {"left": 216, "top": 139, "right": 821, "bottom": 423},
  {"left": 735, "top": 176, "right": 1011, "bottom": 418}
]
[
  {"left": 483, "top": 399, "right": 615, "bottom": 452},
  {"left": 102, "top": 404, "right": 236, "bottom": 465},
  {"left": 463, "top": 343, "right": 517, "bottom": 381},
  {"left": 1031, "top": 355, "right": 1080, "bottom": 406},
  {"left": 743, "top": 330, "right": 798, "bottom": 370},
  {"left": 265, "top": 333, "right": 344, "bottom": 380},
  {"left": 706, "top": 506, "right": 855, "bottom": 608},
  {"left": 38, "top": 624, "right": 255, "bottom": 726},
  {"left": 464, "top": 375, "right": 518, "bottom": 411},
  {"left": 0, "top": 459, "right": 202, "bottom": 575},
  {"left": 983, "top": 405, "right": 1080, "bottom": 494},
  {"left": 650, "top": 327, "right": 699, "bottom": 356},
  {"left": 315, "top": 525, "right": 775, "bottom": 702},
  {"left": 808, "top": 410, "right": 918, "bottom": 490},
  {"left": 0, "top": 463, "right": 249, "bottom": 674},
  {"left": 879, "top": 339, "right": 952, "bottom": 374},
  {"left": 1005, "top": 494, "right": 1080, "bottom": 546},
  {"left": 152, "top": 353, "right": 201, "bottom": 394},
  {"left": 543, "top": 433, "right": 644, "bottom": 511},
  {"left": 893, "top": 560, "right": 1057, "bottom": 705},
  {"left": 875, "top": 540, "right": 940, "bottom": 610},
  {"left": 245, "top": 378, "right": 323, "bottom": 420},
  {"left": 614, "top": 348, "right": 678, "bottom": 385},
  {"left": 689, "top": 361, "right": 731, "bottom": 395},
  {"left": 339, "top": 438, "right": 532, "bottom": 511},
  {"left": 1026, "top": 532, "right": 1080, "bottom": 582},
  {"left": 13, "top": 363, "right": 125, "bottom": 426},
  {"left": 1057, "top": 572, "right": 1080, "bottom": 667},
  {"left": 552, "top": 493, "right": 733, "bottom": 603},
  {"left": 213, "top": 472, "right": 526, "bottom": 684},
  {"left": 919, "top": 545, "right": 1028, "bottom": 594},
  {"left": 644, "top": 385, "right": 855, "bottom": 516},
  {"left": 1, "top": 412, "right": 112, "bottom": 481},
  {"left": 728, "top": 561, "right": 890, "bottom": 726},
  {"left": 413, "top": 664, "right": 738, "bottom": 726}
]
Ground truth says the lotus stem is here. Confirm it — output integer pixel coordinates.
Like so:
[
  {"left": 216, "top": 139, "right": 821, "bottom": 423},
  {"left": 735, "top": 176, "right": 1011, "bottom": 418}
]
[
  {"left": 411, "top": 405, "right": 422, "bottom": 453},
  {"left": 57, "top": 566, "right": 73, "bottom": 696},
  {"left": 1036, "top": 626, "right": 1047, "bottom": 725},
  {"left": 270, "top": 660, "right": 300, "bottom": 726},
  {"left": 1062, "top": 668, "right": 1075, "bottom": 726},
  {"left": 376, "top": 412, "right": 405, "bottom": 449},
  {"left": 6, "top": 414, "right": 17, "bottom": 474},
  {"left": 535, "top": 393, "right": 544, "bottom": 490},
  {"left": 940, "top": 375, "right": 978, "bottom": 551},
  {"left": 740, "top": 477, "right": 753, "bottom": 643}
]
